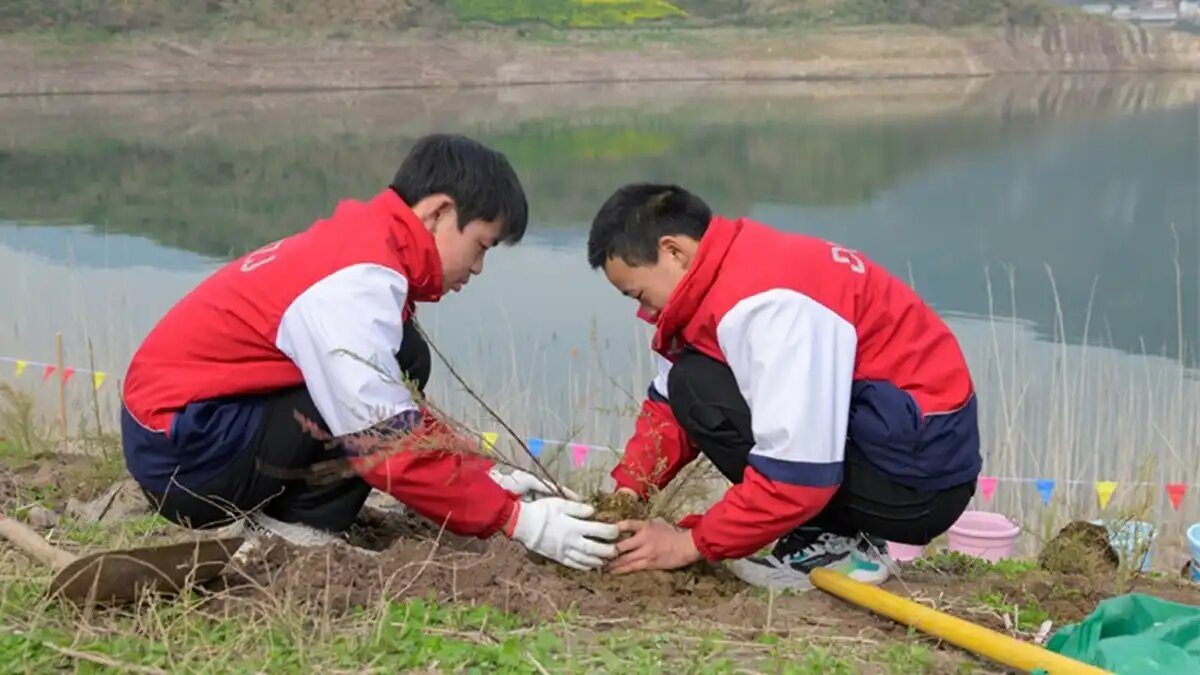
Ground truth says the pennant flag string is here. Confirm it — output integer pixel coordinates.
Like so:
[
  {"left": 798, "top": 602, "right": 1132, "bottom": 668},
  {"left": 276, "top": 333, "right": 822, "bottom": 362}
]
[
  {"left": 10, "top": 349, "right": 1192, "bottom": 500},
  {"left": 1, "top": 355, "right": 107, "bottom": 389}
]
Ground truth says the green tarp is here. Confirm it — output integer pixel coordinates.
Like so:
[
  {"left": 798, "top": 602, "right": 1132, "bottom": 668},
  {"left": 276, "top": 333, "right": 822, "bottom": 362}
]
[{"left": 1038, "top": 593, "right": 1200, "bottom": 674}]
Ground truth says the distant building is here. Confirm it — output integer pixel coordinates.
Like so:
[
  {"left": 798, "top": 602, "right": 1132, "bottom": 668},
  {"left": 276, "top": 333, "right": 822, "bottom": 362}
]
[{"left": 1060, "top": 0, "right": 1184, "bottom": 23}]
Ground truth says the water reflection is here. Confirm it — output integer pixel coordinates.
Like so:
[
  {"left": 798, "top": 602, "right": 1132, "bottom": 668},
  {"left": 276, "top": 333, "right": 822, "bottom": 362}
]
[{"left": 0, "top": 75, "right": 1197, "bottom": 566}]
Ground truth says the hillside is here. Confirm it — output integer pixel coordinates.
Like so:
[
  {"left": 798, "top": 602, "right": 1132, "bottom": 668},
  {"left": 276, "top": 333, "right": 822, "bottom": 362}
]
[{"left": 0, "top": 0, "right": 1062, "bottom": 34}]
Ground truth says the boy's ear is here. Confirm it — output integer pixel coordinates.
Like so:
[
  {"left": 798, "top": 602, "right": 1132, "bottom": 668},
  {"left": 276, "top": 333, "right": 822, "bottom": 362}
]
[
  {"left": 659, "top": 235, "right": 697, "bottom": 267},
  {"left": 411, "top": 193, "right": 456, "bottom": 230}
]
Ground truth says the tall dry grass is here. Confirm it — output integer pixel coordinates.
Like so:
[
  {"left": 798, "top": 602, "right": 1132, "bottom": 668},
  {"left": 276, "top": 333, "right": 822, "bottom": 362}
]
[{"left": 2, "top": 259, "right": 1196, "bottom": 570}]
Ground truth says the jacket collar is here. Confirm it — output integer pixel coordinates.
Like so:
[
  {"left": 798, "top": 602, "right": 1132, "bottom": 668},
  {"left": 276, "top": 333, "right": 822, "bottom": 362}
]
[
  {"left": 650, "top": 215, "right": 742, "bottom": 356},
  {"left": 370, "top": 188, "right": 445, "bottom": 304}
]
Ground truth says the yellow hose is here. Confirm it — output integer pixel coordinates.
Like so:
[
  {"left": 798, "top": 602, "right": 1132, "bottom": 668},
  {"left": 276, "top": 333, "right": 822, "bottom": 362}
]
[{"left": 809, "top": 568, "right": 1111, "bottom": 675}]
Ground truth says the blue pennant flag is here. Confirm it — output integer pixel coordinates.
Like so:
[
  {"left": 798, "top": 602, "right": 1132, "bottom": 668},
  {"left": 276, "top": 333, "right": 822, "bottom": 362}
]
[
  {"left": 528, "top": 438, "right": 544, "bottom": 457},
  {"left": 1036, "top": 479, "right": 1055, "bottom": 505}
]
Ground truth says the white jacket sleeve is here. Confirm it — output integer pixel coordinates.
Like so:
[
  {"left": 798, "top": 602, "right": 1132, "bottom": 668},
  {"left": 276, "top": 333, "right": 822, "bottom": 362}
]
[
  {"left": 715, "top": 288, "right": 857, "bottom": 487},
  {"left": 275, "top": 263, "right": 418, "bottom": 437}
]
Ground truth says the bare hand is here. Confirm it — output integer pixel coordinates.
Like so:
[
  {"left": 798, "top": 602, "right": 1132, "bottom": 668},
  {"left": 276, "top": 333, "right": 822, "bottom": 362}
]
[{"left": 605, "top": 518, "right": 702, "bottom": 575}]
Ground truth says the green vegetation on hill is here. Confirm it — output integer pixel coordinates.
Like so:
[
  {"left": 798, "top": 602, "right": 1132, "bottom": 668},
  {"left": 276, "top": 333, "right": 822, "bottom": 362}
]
[
  {"left": 0, "top": 108, "right": 1042, "bottom": 257},
  {"left": 0, "top": 0, "right": 1059, "bottom": 34},
  {"left": 448, "top": 0, "right": 686, "bottom": 28}
]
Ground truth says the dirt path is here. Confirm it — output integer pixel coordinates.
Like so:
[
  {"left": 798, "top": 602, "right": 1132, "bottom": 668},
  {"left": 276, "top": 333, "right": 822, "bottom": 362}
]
[{"left": 4, "top": 21, "right": 1200, "bottom": 96}]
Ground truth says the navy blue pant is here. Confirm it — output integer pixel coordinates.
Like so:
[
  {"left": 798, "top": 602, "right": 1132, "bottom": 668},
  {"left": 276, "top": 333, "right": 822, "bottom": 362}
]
[
  {"left": 143, "top": 320, "right": 431, "bottom": 533},
  {"left": 666, "top": 350, "right": 975, "bottom": 545}
]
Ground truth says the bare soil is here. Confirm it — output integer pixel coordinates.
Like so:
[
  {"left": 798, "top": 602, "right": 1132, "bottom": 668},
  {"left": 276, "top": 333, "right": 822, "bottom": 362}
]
[
  {"left": 215, "top": 508, "right": 1200, "bottom": 634},
  {"left": 4, "top": 460, "right": 1200, "bottom": 672},
  {"left": 0, "top": 452, "right": 115, "bottom": 511},
  {"left": 3, "top": 20, "right": 1200, "bottom": 96}
]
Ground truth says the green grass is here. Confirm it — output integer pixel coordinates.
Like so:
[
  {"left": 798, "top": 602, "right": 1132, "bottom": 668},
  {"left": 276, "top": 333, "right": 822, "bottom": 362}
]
[
  {"left": 0, "top": 461, "right": 964, "bottom": 675},
  {"left": 912, "top": 551, "right": 1039, "bottom": 581},
  {"left": 0, "top": 572, "right": 950, "bottom": 673},
  {"left": 972, "top": 591, "right": 1051, "bottom": 632}
]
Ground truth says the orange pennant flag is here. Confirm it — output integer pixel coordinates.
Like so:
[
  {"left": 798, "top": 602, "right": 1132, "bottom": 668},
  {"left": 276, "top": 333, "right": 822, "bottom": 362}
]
[
  {"left": 62, "top": 368, "right": 76, "bottom": 384},
  {"left": 41, "top": 365, "right": 56, "bottom": 380}
]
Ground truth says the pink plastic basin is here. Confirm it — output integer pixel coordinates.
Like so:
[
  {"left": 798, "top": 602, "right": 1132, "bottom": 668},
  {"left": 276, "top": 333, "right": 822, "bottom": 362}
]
[
  {"left": 887, "top": 541, "right": 926, "bottom": 562},
  {"left": 947, "top": 511, "right": 1020, "bottom": 563}
]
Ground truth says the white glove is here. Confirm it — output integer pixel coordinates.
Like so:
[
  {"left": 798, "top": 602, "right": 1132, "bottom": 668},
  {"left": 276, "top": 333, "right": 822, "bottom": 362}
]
[
  {"left": 489, "top": 467, "right": 580, "bottom": 501},
  {"left": 509, "top": 497, "right": 619, "bottom": 571}
]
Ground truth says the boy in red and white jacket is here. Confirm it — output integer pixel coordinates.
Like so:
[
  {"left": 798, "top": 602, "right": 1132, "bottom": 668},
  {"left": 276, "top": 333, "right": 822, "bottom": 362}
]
[
  {"left": 121, "top": 135, "right": 617, "bottom": 571},
  {"left": 588, "top": 183, "right": 980, "bottom": 590}
]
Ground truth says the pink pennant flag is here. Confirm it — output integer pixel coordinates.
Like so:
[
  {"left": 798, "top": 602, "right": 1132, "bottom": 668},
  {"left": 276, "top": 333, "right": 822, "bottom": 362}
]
[
  {"left": 570, "top": 443, "right": 589, "bottom": 468},
  {"left": 1166, "top": 483, "right": 1187, "bottom": 511},
  {"left": 979, "top": 476, "right": 998, "bottom": 503},
  {"left": 61, "top": 368, "right": 76, "bottom": 384},
  {"left": 41, "top": 365, "right": 56, "bottom": 380}
]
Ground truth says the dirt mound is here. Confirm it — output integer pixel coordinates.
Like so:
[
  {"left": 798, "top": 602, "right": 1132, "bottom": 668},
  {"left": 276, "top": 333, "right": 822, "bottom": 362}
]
[
  {"left": 218, "top": 508, "right": 754, "bottom": 621},
  {"left": 1038, "top": 521, "right": 1119, "bottom": 576}
]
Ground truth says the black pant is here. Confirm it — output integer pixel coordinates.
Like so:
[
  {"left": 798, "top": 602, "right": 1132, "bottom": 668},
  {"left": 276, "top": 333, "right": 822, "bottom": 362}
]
[
  {"left": 148, "top": 320, "right": 432, "bottom": 533},
  {"left": 667, "top": 350, "right": 974, "bottom": 546}
]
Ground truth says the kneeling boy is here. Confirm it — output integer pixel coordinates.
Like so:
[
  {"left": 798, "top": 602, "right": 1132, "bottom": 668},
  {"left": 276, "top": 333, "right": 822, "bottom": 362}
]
[
  {"left": 588, "top": 183, "right": 980, "bottom": 589},
  {"left": 120, "top": 135, "right": 618, "bottom": 572}
]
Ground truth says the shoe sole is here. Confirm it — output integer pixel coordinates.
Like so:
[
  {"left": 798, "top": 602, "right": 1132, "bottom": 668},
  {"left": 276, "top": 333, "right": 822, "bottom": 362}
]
[{"left": 728, "top": 558, "right": 816, "bottom": 591}]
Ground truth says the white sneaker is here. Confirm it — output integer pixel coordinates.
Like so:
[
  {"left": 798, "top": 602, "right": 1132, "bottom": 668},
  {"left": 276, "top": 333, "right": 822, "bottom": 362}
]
[
  {"left": 246, "top": 512, "right": 341, "bottom": 547},
  {"left": 729, "top": 528, "right": 892, "bottom": 591}
]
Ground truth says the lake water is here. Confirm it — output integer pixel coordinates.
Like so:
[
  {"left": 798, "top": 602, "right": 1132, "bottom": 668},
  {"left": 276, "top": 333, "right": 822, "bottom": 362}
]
[{"left": 1, "top": 76, "right": 1197, "bottom": 566}]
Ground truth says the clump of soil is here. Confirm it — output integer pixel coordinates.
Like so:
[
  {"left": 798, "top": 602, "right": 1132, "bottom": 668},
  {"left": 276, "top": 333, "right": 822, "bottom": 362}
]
[
  {"left": 588, "top": 491, "right": 650, "bottom": 524},
  {"left": 1038, "top": 520, "right": 1119, "bottom": 576}
]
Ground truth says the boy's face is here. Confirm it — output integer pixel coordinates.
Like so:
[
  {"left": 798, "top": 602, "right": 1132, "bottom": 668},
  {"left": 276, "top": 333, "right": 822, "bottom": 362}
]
[
  {"left": 414, "top": 194, "right": 503, "bottom": 294},
  {"left": 602, "top": 236, "right": 697, "bottom": 320},
  {"left": 433, "top": 212, "right": 503, "bottom": 294}
]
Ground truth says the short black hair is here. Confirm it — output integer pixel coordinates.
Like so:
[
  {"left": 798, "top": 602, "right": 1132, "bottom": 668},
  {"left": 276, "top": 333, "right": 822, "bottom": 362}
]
[
  {"left": 587, "top": 183, "right": 712, "bottom": 268},
  {"left": 390, "top": 134, "right": 528, "bottom": 244}
]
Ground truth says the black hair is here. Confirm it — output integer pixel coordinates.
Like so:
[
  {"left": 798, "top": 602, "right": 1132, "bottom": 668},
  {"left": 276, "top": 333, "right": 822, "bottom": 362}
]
[
  {"left": 587, "top": 183, "right": 712, "bottom": 268},
  {"left": 390, "top": 134, "right": 528, "bottom": 244}
]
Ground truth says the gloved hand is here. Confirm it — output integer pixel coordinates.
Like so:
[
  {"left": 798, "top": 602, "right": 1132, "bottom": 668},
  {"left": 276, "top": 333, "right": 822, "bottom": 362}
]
[
  {"left": 506, "top": 497, "right": 619, "bottom": 571},
  {"left": 489, "top": 467, "right": 581, "bottom": 501}
]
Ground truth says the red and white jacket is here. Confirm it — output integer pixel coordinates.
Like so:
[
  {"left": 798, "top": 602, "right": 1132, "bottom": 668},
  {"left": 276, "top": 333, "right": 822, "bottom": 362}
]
[
  {"left": 122, "top": 189, "right": 516, "bottom": 537},
  {"left": 611, "top": 216, "right": 980, "bottom": 561}
]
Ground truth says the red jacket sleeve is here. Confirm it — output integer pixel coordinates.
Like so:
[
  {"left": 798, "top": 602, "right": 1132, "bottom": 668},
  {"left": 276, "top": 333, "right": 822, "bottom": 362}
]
[
  {"left": 610, "top": 398, "right": 699, "bottom": 497},
  {"left": 688, "top": 466, "right": 838, "bottom": 561},
  {"left": 348, "top": 411, "right": 516, "bottom": 538}
]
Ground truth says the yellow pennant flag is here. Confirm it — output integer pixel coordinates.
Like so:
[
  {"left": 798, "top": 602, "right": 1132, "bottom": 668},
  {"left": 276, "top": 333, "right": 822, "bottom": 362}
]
[
  {"left": 481, "top": 432, "right": 498, "bottom": 452},
  {"left": 14, "top": 360, "right": 26, "bottom": 378},
  {"left": 1095, "top": 481, "right": 1118, "bottom": 510},
  {"left": 92, "top": 371, "right": 107, "bottom": 391}
]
